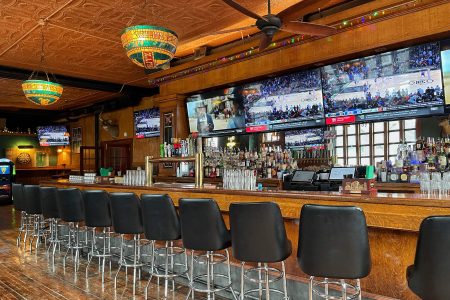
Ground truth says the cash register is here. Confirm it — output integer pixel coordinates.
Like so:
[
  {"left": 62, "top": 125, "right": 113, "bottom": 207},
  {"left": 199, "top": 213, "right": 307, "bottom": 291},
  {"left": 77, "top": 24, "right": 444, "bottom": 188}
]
[
  {"left": 318, "top": 166, "right": 356, "bottom": 191},
  {"left": 283, "top": 170, "right": 319, "bottom": 191}
]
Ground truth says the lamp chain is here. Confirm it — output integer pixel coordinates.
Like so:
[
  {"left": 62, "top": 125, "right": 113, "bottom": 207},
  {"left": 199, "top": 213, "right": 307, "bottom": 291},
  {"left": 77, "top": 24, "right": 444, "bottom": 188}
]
[
  {"left": 39, "top": 24, "right": 50, "bottom": 81},
  {"left": 127, "top": 0, "right": 148, "bottom": 26}
]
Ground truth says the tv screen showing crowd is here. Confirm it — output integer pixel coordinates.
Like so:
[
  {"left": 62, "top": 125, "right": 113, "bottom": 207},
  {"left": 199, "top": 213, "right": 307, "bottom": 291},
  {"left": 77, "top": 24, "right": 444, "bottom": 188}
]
[
  {"left": 37, "top": 126, "right": 70, "bottom": 146},
  {"left": 134, "top": 108, "right": 160, "bottom": 138},
  {"left": 185, "top": 41, "right": 446, "bottom": 136}
]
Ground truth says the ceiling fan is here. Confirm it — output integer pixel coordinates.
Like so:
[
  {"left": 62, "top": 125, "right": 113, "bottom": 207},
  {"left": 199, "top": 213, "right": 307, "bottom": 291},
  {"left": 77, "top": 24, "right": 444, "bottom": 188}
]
[{"left": 216, "top": 0, "right": 337, "bottom": 51}]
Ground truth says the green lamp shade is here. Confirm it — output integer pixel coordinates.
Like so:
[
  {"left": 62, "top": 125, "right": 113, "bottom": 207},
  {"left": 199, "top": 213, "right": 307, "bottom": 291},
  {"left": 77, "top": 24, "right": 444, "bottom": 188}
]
[
  {"left": 121, "top": 25, "right": 178, "bottom": 69},
  {"left": 22, "top": 80, "right": 63, "bottom": 106}
]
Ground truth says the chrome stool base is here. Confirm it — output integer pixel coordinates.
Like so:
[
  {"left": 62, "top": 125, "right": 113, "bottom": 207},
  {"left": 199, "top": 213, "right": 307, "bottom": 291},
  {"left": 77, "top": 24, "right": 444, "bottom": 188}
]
[
  {"left": 29, "top": 214, "right": 47, "bottom": 253},
  {"left": 86, "top": 227, "right": 112, "bottom": 284},
  {"left": 63, "top": 222, "right": 84, "bottom": 272},
  {"left": 16, "top": 211, "right": 28, "bottom": 247},
  {"left": 186, "top": 249, "right": 237, "bottom": 300},
  {"left": 240, "top": 261, "right": 288, "bottom": 300},
  {"left": 145, "top": 241, "right": 189, "bottom": 299},
  {"left": 115, "top": 234, "right": 144, "bottom": 295},
  {"left": 309, "top": 277, "right": 362, "bottom": 300}
]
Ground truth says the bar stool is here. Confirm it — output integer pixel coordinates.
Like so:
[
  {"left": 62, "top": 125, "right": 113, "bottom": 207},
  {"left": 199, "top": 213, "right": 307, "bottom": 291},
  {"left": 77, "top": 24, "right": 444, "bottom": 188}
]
[
  {"left": 229, "top": 202, "right": 291, "bottom": 300},
  {"left": 298, "top": 204, "right": 371, "bottom": 300},
  {"left": 407, "top": 216, "right": 450, "bottom": 299},
  {"left": 179, "top": 198, "right": 237, "bottom": 300},
  {"left": 110, "top": 192, "right": 144, "bottom": 295},
  {"left": 40, "top": 186, "right": 63, "bottom": 261},
  {"left": 83, "top": 190, "right": 113, "bottom": 284},
  {"left": 23, "top": 185, "right": 45, "bottom": 252},
  {"left": 12, "top": 183, "right": 26, "bottom": 247},
  {"left": 141, "top": 194, "right": 189, "bottom": 299},
  {"left": 57, "top": 188, "right": 85, "bottom": 272}
]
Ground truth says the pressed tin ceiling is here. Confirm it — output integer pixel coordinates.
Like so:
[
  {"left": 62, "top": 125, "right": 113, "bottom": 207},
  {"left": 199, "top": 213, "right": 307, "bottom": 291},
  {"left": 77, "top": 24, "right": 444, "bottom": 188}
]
[{"left": 0, "top": 0, "right": 306, "bottom": 110}]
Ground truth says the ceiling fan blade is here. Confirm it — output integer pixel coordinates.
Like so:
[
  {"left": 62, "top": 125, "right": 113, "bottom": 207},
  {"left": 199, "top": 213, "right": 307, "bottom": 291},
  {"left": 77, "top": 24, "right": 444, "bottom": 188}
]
[
  {"left": 281, "top": 21, "right": 336, "bottom": 36},
  {"left": 259, "top": 34, "right": 273, "bottom": 51},
  {"left": 222, "top": 0, "right": 267, "bottom": 21},
  {"left": 277, "top": 0, "right": 343, "bottom": 22},
  {"left": 199, "top": 25, "right": 257, "bottom": 37}
]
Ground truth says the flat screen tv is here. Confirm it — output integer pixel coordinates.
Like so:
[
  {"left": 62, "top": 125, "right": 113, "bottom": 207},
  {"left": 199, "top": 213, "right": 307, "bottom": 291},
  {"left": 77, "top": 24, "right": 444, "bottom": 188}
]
[
  {"left": 285, "top": 128, "right": 325, "bottom": 149},
  {"left": 37, "top": 126, "right": 70, "bottom": 146},
  {"left": 322, "top": 42, "right": 445, "bottom": 125},
  {"left": 134, "top": 108, "right": 160, "bottom": 138},
  {"left": 442, "top": 46, "right": 450, "bottom": 108},
  {"left": 186, "top": 87, "right": 246, "bottom": 136},
  {"left": 243, "top": 69, "right": 325, "bottom": 132}
]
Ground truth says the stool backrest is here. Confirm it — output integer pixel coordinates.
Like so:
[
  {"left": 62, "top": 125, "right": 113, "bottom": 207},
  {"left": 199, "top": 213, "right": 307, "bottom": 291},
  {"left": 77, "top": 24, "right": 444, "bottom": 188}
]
[
  {"left": 83, "top": 190, "right": 112, "bottom": 228},
  {"left": 40, "top": 186, "right": 59, "bottom": 219},
  {"left": 179, "top": 198, "right": 230, "bottom": 251},
  {"left": 230, "top": 202, "right": 291, "bottom": 263},
  {"left": 12, "top": 183, "right": 25, "bottom": 211},
  {"left": 56, "top": 188, "right": 84, "bottom": 222},
  {"left": 298, "top": 204, "right": 371, "bottom": 279},
  {"left": 408, "top": 216, "right": 450, "bottom": 299},
  {"left": 109, "top": 192, "right": 143, "bottom": 234},
  {"left": 141, "top": 194, "right": 180, "bottom": 241},
  {"left": 23, "top": 185, "right": 41, "bottom": 214}
]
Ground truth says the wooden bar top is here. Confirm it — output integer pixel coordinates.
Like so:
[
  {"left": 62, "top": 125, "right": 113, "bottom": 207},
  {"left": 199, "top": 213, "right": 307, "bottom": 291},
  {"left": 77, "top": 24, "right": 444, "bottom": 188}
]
[{"left": 41, "top": 180, "right": 450, "bottom": 232}]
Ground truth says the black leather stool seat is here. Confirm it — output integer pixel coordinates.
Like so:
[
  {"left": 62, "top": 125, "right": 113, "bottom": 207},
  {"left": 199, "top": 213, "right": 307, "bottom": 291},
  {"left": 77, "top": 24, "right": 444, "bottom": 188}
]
[
  {"left": 12, "top": 183, "right": 25, "bottom": 212},
  {"left": 23, "top": 185, "right": 42, "bottom": 215},
  {"left": 109, "top": 192, "right": 143, "bottom": 234},
  {"left": 230, "top": 202, "right": 292, "bottom": 263},
  {"left": 407, "top": 216, "right": 450, "bottom": 300},
  {"left": 40, "top": 187, "right": 59, "bottom": 219},
  {"left": 56, "top": 188, "right": 84, "bottom": 222},
  {"left": 179, "top": 198, "right": 230, "bottom": 251},
  {"left": 141, "top": 194, "right": 180, "bottom": 241},
  {"left": 298, "top": 204, "right": 371, "bottom": 279},
  {"left": 83, "top": 190, "right": 112, "bottom": 228}
]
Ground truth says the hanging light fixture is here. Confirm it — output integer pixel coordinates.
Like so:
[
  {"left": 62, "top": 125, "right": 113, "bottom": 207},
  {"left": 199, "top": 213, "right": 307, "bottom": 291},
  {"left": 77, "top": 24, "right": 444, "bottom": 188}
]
[
  {"left": 121, "top": 1, "right": 178, "bottom": 69},
  {"left": 22, "top": 20, "right": 63, "bottom": 106}
]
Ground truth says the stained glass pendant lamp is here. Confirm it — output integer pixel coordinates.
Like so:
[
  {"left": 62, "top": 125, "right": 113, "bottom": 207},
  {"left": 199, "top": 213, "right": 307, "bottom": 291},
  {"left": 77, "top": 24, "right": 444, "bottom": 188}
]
[
  {"left": 22, "top": 21, "right": 63, "bottom": 106},
  {"left": 121, "top": 25, "right": 178, "bottom": 69},
  {"left": 120, "top": 0, "right": 178, "bottom": 69}
]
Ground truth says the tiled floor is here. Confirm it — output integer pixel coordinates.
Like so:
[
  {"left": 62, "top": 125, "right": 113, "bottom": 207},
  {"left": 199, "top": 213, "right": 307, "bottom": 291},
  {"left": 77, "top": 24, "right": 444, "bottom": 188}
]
[{"left": 0, "top": 204, "right": 215, "bottom": 300}]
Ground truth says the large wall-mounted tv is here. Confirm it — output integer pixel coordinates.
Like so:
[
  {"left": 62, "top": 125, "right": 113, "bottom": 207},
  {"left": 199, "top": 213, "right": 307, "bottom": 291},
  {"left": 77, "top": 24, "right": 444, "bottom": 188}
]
[
  {"left": 37, "top": 126, "right": 70, "bottom": 146},
  {"left": 442, "top": 45, "right": 450, "bottom": 109},
  {"left": 322, "top": 42, "right": 445, "bottom": 125},
  {"left": 186, "top": 87, "right": 246, "bottom": 136},
  {"left": 243, "top": 69, "right": 325, "bottom": 132},
  {"left": 134, "top": 108, "right": 160, "bottom": 139},
  {"left": 285, "top": 128, "right": 325, "bottom": 149}
]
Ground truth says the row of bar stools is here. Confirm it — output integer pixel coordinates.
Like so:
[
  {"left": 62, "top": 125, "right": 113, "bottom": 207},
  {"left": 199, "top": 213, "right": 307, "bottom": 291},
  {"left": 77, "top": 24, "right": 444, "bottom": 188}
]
[
  {"left": 57, "top": 188, "right": 85, "bottom": 272},
  {"left": 12, "top": 183, "right": 27, "bottom": 247},
  {"left": 40, "top": 187, "right": 63, "bottom": 261},
  {"left": 23, "top": 185, "right": 46, "bottom": 252},
  {"left": 407, "top": 216, "right": 450, "bottom": 299},
  {"left": 110, "top": 192, "right": 144, "bottom": 295},
  {"left": 83, "top": 190, "right": 113, "bottom": 284},
  {"left": 298, "top": 204, "right": 371, "bottom": 300},
  {"left": 141, "top": 194, "right": 188, "bottom": 299},
  {"left": 180, "top": 198, "right": 238, "bottom": 300},
  {"left": 230, "top": 202, "right": 290, "bottom": 300}
]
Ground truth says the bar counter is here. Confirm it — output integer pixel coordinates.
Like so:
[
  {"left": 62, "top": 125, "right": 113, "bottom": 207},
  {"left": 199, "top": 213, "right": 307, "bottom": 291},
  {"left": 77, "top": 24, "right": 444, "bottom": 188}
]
[{"left": 41, "top": 180, "right": 444, "bottom": 299}]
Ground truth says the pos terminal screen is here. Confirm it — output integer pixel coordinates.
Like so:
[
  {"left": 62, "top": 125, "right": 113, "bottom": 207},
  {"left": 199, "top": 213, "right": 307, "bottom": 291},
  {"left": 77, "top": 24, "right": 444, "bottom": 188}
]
[
  {"left": 291, "top": 171, "right": 315, "bottom": 183},
  {"left": 329, "top": 167, "right": 356, "bottom": 181}
]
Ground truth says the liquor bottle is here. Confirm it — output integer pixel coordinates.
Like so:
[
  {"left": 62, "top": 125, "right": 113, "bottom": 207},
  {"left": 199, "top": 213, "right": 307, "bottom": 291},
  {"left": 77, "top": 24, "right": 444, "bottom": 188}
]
[{"left": 437, "top": 144, "right": 447, "bottom": 171}]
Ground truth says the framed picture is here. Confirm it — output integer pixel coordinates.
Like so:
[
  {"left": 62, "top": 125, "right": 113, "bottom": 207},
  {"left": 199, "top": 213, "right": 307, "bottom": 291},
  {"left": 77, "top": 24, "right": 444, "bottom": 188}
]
[{"left": 71, "top": 127, "right": 82, "bottom": 154}]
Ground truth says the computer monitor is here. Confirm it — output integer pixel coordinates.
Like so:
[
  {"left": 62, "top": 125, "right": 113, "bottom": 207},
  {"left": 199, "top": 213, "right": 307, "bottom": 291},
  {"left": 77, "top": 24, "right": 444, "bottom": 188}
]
[
  {"left": 329, "top": 167, "right": 356, "bottom": 181},
  {"left": 291, "top": 170, "right": 316, "bottom": 183}
]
